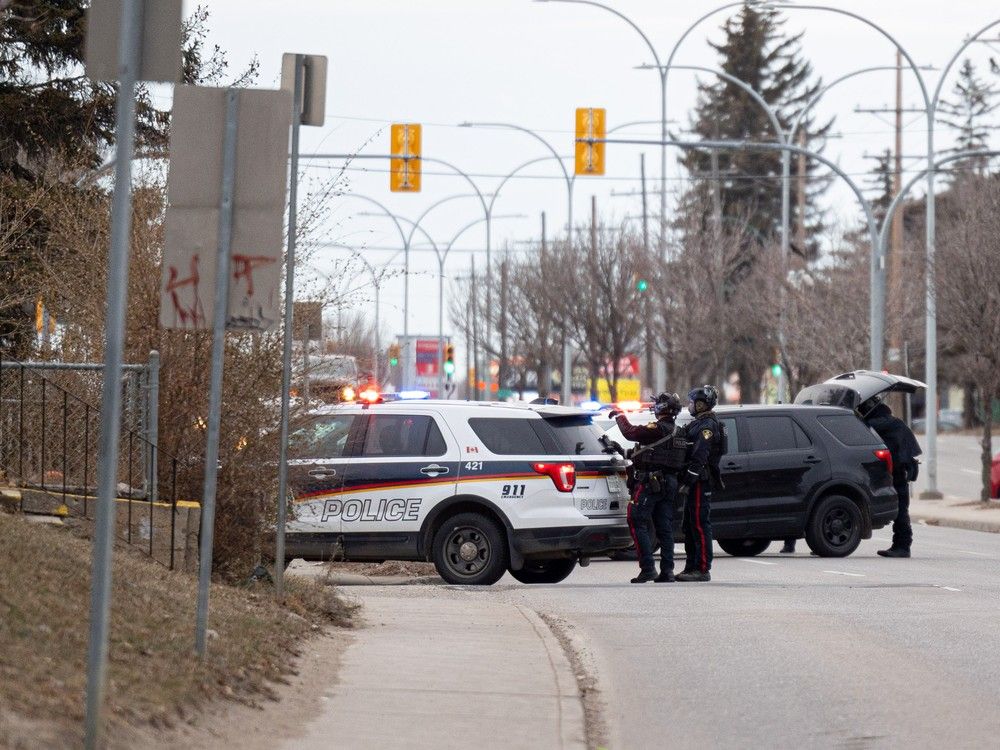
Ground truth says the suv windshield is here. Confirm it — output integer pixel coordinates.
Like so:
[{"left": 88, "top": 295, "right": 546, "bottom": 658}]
[{"left": 544, "top": 416, "right": 607, "bottom": 455}]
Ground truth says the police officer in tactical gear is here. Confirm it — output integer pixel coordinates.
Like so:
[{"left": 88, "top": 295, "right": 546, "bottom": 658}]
[
  {"left": 858, "top": 397, "right": 921, "bottom": 558},
  {"left": 677, "top": 385, "right": 725, "bottom": 582},
  {"left": 611, "top": 392, "right": 684, "bottom": 583}
]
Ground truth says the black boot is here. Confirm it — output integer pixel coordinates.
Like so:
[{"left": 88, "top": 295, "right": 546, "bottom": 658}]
[
  {"left": 654, "top": 569, "right": 675, "bottom": 583},
  {"left": 779, "top": 541, "right": 795, "bottom": 554},
  {"left": 675, "top": 570, "right": 711, "bottom": 582},
  {"left": 631, "top": 569, "right": 657, "bottom": 583},
  {"left": 877, "top": 547, "right": 910, "bottom": 558}
]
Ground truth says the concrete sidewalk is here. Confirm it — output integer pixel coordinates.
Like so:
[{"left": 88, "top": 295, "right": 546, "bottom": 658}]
[
  {"left": 911, "top": 495, "right": 1000, "bottom": 534},
  {"left": 280, "top": 587, "right": 586, "bottom": 750}
]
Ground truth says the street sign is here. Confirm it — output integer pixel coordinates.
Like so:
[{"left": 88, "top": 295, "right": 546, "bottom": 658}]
[
  {"left": 575, "top": 107, "right": 606, "bottom": 175},
  {"left": 280, "top": 54, "right": 328, "bottom": 126},
  {"left": 390, "top": 123, "right": 422, "bottom": 192},
  {"left": 161, "top": 86, "right": 292, "bottom": 332},
  {"left": 85, "top": 0, "right": 182, "bottom": 82}
]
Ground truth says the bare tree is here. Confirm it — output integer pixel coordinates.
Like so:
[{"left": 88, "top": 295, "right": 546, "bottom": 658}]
[{"left": 936, "top": 175, "right": 1000, "bottom": 501}]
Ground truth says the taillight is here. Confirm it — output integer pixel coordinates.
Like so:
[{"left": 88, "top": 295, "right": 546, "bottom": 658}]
[
  {"left": 533, "top": 462, "right": 576, "bottom": 492},
  {"left": 874, "top": 449, "right": 893, "bottom": 476}
]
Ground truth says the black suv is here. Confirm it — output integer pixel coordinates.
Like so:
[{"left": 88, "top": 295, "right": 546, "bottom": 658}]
[{"left": 682, "top": 404, "right": 897, "bottom": 557}]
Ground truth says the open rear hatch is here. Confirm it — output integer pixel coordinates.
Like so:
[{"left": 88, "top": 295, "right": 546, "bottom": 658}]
[{"left": 794, "top": 370, "right": 926, "bottom": 410}]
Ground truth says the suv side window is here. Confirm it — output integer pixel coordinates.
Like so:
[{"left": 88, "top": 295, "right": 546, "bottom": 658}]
[
  {"left": 468, "top": 417, "right": 547, "bottom": 455},
  {"left": 720, "top": 417, "right": 739, "bottom": 453},
  {"left": 289, "top": 414, "right": 358, "bottom": 459},
  {"left": 793, "top": 420, "right": 812, "bottom": 448},
  {"left": 817, "top": 414, "right": 881, "bottom": 446},
  {"left": 361, "top": 414, "right": 447, "bottom": 457},
  {"left": 746, "top": 415, "right": 798, "bottom": 452}
]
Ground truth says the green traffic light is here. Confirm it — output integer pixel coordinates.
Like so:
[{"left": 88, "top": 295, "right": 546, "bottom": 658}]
[
  {"left": 443, "top": 361, "right": 455, "bottom": 375},
  {"left": 771, "top": 363, "right": 782, "bottom": 377},
  {"left": 636, "top": 278, "right": 648, "bottom": 292},
  {"left": 390, "top": 357, "right": 399, "bottom": 367}
]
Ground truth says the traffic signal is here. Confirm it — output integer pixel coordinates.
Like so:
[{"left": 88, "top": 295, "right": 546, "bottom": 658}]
[
  {"left": 635, "top": 278, "right": 648, "bottom": 292},
  {"left": 390, "top": 123, "right": 421, "bottom": 192},
  {"left": 771, "top": 362, "right": 782, "bottom": 378},
  {"left": 443, "top": 343, "right": 455, "bottom": 377},
  {"left": 574, "top": 107, "right": 606, "bottom": 175},
  {"left": 388, "top": 343, "right": 400, "bottom": 367}
]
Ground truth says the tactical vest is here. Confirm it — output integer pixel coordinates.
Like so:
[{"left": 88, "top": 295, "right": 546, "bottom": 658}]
[{"left": 632, "top": 425, "right": 688, "bottom": 471}]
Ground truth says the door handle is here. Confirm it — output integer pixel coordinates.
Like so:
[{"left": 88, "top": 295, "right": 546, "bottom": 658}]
[
  {"left": 420, "top": 464, "right": 450, "bottom": 477},
  {"left": 308, "top": 467, "right": 337, "bottom": 479},
  {"left": 804, "top": 456, "right": 823, "bottom": 464},
  {"left": 724, "top": 462, "right": 742, "bottom": 470}
]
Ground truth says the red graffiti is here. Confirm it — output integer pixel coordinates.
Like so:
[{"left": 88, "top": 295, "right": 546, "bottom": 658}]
[
  {"left": 231, "top": 254, "right": 276, "bottom": 298},
  {"left": 165, "top": 255, "right": 206, "bottom": 326}
]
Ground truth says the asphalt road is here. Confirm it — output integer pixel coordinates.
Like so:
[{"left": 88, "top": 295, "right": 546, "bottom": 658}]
[
  {"left": 914, "top": 434, "right": 993, "bottom": 499},
  {"left": 492, "top": 525, "right": 1000, "bottom": 749}
]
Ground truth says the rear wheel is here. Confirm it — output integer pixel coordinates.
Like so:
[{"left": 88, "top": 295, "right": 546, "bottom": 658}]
[
  {"left": 805, "top": 495, "right": 862, "bottom": 557},
  {"left": 509, "top": 558, "right": 577, "bottom": 584},
  {"left": 717, "top": 538, "right": 771, "bottom": 557},
  {"left": 431, "top": 512, "right": 508, "bottom": 585}
]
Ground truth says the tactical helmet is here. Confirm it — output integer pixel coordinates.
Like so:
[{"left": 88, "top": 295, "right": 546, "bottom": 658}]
[
  {"left": 653, "top": 392, "right": 682, "bottom": 420},
  {"left": 687, "top": 385, "right": 719, "bottom": 411}
]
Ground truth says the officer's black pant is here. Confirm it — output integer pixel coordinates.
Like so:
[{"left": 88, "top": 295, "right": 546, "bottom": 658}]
[
  {"left": 892, "top": 475, "right": 913, "bottom": 550},
  {"left": 682, "top": 479, "right": 713, "bottom": 572},
  {"left": 627, "top": 474, "right": 676, "bottom": 573}
]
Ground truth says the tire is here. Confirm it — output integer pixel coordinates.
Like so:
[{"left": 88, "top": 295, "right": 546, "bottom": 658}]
[
  {"left": 717, "top": 538, "right": 772, "bottom": 557},
  {"left": 509, "top": 558, "right": 577, "bottom": 584},
  {"left": 431, "top": 512, "right": 509, "bottom": 585},
  {"left": 805, "top": 495, "right": 863, "bottom": 557}
]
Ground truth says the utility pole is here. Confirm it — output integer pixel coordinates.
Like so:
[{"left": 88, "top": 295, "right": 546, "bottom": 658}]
[
  {"left": 640, "top": 153, "right": 653, "bottom": 399},
  {"left": 471, "top": 256, "right": 479, "bottom": 401},
  {"left": 889, "top": 49, "right": 905, "bottom": 367},
  {"left": 540, "top": 211, "right": 552, "bottom": 398},
  {"left": 796, "top": 129, "right": 807, "bottom": 257},
  {"left": 710, "top": 122, "right": 722, "bottom": 230}
]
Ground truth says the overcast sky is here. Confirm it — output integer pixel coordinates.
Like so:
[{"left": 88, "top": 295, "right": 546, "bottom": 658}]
[{"left": 186, "top": 0, "right": 1000, "bottom": 352}]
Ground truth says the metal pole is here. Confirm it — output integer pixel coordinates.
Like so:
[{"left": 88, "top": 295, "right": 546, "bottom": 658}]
[
  {"left": 923, "top": 115, "right": 940, "bottom": 497},
  {"left": 560, "top": 177, "right": 574, "bottom": 406},
  {"left": 659, "top": 70, "right": 668, "bottom": 258},
  {"left": 438, "top": 255, "right": 445, "bottom": 398},
  {"left": 374, "top": 279, "right": 381, "bottom": 384},
  {"left": 275, "top": 55, "right": 303, "bottom": 600},
  {"left": 195, "top": 87, "right": 240, "bottom": 657},
  {"left": 148, "top": 350, "right": 159, "bottom": 507},
  {"left": 777, "top": 147, "right": 790, "bottom": 401},
  {"left": 84, "top": 0, "right": 142, "bottom": 745}
]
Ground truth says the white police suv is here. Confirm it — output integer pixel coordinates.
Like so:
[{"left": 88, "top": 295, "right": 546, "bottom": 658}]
[{"left": 284, "top": 401, "right": 633, "bottom": 584}]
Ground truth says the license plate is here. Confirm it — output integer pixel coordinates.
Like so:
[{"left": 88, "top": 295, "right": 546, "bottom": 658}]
[{"left": 606, "top": 474, "right": 622, "bottom": 493}]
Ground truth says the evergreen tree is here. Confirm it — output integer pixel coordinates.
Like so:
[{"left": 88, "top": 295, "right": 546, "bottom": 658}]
[
  {"left": 937, "top": 58, "right": 998, "bottom": 176},
  {"left": 0, "top": 2, "right": 249, "bottom": 353},
  {"left": 678, "top": 3, "right": 832, "bottom": 262}
]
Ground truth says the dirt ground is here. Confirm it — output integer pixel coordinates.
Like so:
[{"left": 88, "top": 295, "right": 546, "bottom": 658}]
[{"left": 0, "top": 511, "right": 355, "bottom": 749}]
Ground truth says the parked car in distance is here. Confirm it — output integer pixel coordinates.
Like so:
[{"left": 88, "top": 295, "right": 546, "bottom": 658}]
[{"left": 911, "top": 409, "right": 963, "bottom": 434}]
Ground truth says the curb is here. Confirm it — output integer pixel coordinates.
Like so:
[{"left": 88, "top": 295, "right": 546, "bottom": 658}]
[
  {"left": 515, "top": 606, "right": 588, "bottom": 750},
  {"left": 913, "top": 514, "right": 1000, "bottom": 535},
  {"left": 321, "top": 572, "right": 442, "bottom": 586}
]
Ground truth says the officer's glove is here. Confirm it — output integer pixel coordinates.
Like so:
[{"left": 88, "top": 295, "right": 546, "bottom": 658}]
[
  {"left": 906, "top": 462, "right": 919, "bottom": 482},
  {"left": 608, "top": 409, "right": 622, "bottom": 419}
]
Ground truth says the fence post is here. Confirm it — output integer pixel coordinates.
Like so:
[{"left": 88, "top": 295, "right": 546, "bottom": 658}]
[
  {"left": 148, "top": 443, "right": 154, "bottom": 558},
  {"left": 147, "top": 350, "right": 159, "bottom": 507},
  {"left": 83, "top": 404, "right": 90, "bottom": 518},
  {"left": 169, "top": 458, "right": 177, "bottom": 571},
  {"left": 127, "top": 431, "right": 133, "bottom": 543},
  {"left": 41, "top": 378, "right": 47, "bottom": 490},
  {"left": 62, "top": 391, "right": 68, "bottom": 507}
]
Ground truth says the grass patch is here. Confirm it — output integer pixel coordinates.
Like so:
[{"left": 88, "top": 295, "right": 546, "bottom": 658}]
[{"left": 0, "top": 511, "right": 355, "bottom": 746}]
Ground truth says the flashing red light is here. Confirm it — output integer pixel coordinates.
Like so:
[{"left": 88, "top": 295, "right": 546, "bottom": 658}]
[
  {"left": 359, "top": 387, "right": 381, "bottom": 403},
  {"left": 477, "top": 380, "right": 486, "bottom": 390},
  {"left": 341, "top": 385, "right": 356, "bottom": 402},
  {"left": 613, "top": 400, "right": 645, "bottom": 413},
  {"left": 874, "top": 448, "right": 893, "bottom": 476},
  {"left": 490, "top": 382, "right": 499, "bottom": 393},
  {"left": 532, "top": 462, "right": 576, "bottom": 492}
]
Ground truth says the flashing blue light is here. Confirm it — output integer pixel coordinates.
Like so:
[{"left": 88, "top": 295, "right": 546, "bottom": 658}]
[
  {"left": 398, "top": 389, "right": 431, "bottom": 400},
  {"left": 580, "top": 400, "right": 603, "bottom": 411}
]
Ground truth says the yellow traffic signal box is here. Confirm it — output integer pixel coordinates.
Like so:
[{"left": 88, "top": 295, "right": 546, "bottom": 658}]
[
  {"left": 575, "top": 107, "right": 606, "bottom": 175},
  {"left": 390, "top": 123, "right": 422, "bottom": 192}
]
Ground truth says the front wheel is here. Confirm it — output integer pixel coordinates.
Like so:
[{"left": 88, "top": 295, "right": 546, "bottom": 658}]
[
  {"left": 717, "top": 538, "right": 771, "bottom": 557},
  {"left": 432, "top": 512, "right": 509, "bottom": 585},
  {"left": 805, "top": 495, "right": 862, "bottom": 557},
  {"left": 509, "top": 558, "right": 577, "bottom": 584}
]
